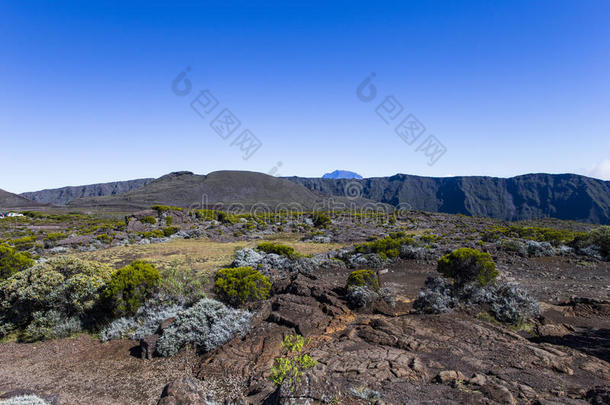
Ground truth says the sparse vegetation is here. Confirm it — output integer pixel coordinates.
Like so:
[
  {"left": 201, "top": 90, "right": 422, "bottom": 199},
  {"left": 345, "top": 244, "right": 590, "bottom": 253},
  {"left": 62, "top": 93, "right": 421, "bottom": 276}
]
[
  {"left": 151, "top": 205, "right": 184, "bottom": 213},
  {"left": 269, "top": 334, "right": 318, "bottom": 390},
  {"left": 354, "top": 233, "right": 414, "bottom": 260},
  {"left": 256, "top": 242, "right": 303, "bottom": 260}
]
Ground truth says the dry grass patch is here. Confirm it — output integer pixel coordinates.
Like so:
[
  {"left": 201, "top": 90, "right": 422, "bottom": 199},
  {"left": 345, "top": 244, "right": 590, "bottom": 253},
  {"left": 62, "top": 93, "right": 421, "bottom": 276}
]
[{"left": 76, "top": 235, "right": 344, "bottom": 277}]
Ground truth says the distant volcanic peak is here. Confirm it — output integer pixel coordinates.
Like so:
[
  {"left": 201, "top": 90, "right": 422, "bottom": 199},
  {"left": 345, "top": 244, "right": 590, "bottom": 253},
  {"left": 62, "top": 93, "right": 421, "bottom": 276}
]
[{"left": 322, "top": 170, "right": 363, "bottom": 179}]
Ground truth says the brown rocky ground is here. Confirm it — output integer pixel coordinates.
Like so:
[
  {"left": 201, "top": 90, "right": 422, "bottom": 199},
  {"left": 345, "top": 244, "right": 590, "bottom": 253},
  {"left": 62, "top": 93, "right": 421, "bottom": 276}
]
[
  {"left": 2, "top": 256, "right": 609, "bottom": 404},
  {"left": 1, "top": 211, "right": 609, "bottom": 404}
]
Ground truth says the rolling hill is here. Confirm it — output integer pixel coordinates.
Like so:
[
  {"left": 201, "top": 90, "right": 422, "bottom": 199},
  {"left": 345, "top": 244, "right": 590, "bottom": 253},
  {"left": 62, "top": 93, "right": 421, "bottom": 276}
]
[
  {"left": 66, "top": 171, "right": 374, "bottom": 211},
  {"left": 0, "top": 189, "right": 43, "bottom": 209}
]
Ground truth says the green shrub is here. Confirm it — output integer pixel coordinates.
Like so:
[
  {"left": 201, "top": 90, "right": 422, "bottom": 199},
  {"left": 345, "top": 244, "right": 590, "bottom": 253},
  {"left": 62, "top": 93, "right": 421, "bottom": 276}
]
[
  {"left": 96, "top": 234, "right": 113, "bottom": 244},
  {"left": 193, "top": 209, "right": 235, "bottom": 223},
  {"left": 0, "top": 244, "right": 34, "bottom": 280},
  {"left": 354, "top": 234, "right": 413, "bottom": 260},
  {"left": 214, "top": 267, "right": 271, "bottom": 306},
  {"left": 165, "top": 216, "right": 173, "bottom": 226},
  {"left": 104, "top": 261, "right": 160, "bottom": 316},
  {"left": 437, "top": 248, "right": 498, "bottom": 287},
  {"left": 162, "top": 226, "right": 180, "bottom": 237},
  {"left": 256, "top": 242, "right": 303, "bottom": 260},
  {"left": 138, "top": 230, "right": 164, "bottom": 238},
  {"left": 11, "top": 235, "right": 37, "bottom": 251},
  {"left": 0, "top": 257, "right": 112, "bottom": 340},
  {"left": 346, "top": 269, "right": 379, "bottom": 291},
  {"left": 312, "top": 211, "right": 331, "bottom": 228},
  {"left": 159, "top": 262, "right": 206, "bottom": 305},
  {"left": 419, "top": 233, "right": 438, "bottom": 243},
  {"left": 583, "top": 226, "right": 610, "bottom": 257},
  {"left": 269, "top": 334, "right": 317, "bottom": 390},
  {"left": 485, "top": 225, "right": 582, "bottom": 247},
  {"left": 152, "top": 205, "right": 184, "bottom": 213},
  {"left": 141, "top": 216, "right": 157, "bottom": 224},
  {"left": 44, "top": 232, "right": 66, "bottom": 242}
]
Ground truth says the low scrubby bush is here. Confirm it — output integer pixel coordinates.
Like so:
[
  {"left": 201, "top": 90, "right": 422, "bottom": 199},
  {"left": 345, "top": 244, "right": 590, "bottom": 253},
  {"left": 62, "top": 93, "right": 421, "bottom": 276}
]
[
  {"left": 162, "top": 226, "right": 180, "bottom": 237},
  {"left": 312, "top": 211, "right": 331, "bottom": 228},
  {"left": 156, "top": 298, "right": 252, "bottom": 357},
  {"left": 0, "top": 395, "right": 50, "bottom": 405},
  {"left": 158, "top": 264, "right": 206, "bottom": 305},
  {"left": 96, "top": 234, "right": 113, "bottom": 244},
  {"left": 138, "top": 230, "right": 164, "bottom": 239},
  {"left": 484, "top": 225, "right": 582, "bottom": 247},
  {"left": 499, "top": 239, "right": 527, "bottom": 256},
  {"left": 256, "top": 242, "right": 302, "bottom": 260},
  {"left": 44, "top": 232, "right": 66, "bottom": 242},
  {"left": 193, "top": 209, "right": 235, "bottom": 224},
  {"left": 140, "top": 216, "right": 157, "bottom": 224},
  {"left": 269, "top": 334, "right": 317, "bottom": 390},
  {"left": 214, "top": 267, "right": 271, "bottom": 306},
  {"left": 437, "top": 248, "right": 497, "bottom": 287},
  {"left": 414, "top": 277, "right": 540, "bottom": 325},
  {"left": 346, "top": 286, "right": 378, "bottom": 308},
  {"left": 11, "top": 236, "right": 37, "bottom": 251},
  {"left": 588, "top": 226, "right": 610, "bottom": 257},
  {"left": 413, "top": 277, "right": 456, "bottom": 314},
  {"left": 104, "top": 261, "right": 160, "bottom": 317},
  {"left": 460, "top": 283, "right": 541, "bottom": 324},
  {"left": 346, "top": 269, "right": 379, "bottom": 291},
  {"left": 100, "top": 301, "right": 185, "bottom": 342},
  {"left": 21, "top": 310, "right": 83, "bottom": 342},
  {"left": 573, "top": 226, "right": 610, "bottom": 259},
  {"left": 0, "top": 256, "right": 112, "bottom": 340},
  {"left": 525, "top": 240, "right": 555, "bottom": 257},
  {"left": 152, "top": 205, "right": 184, "bottom": 213},
  {"left": 354, "top": 234, "right": 414, "bottom": 260},
  {"left": 0, "top": 243, "right": 34, "bottom": 280}
]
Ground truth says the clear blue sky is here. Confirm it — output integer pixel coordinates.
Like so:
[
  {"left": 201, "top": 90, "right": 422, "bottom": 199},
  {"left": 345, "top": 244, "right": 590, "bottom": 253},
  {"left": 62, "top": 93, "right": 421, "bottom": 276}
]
[{"left": 2, "top": 1, "right": 609, "bottom": 193}]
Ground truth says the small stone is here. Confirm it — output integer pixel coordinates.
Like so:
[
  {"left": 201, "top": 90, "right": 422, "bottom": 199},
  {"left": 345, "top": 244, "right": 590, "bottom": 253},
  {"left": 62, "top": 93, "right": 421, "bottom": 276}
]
[{"left": 469, "top": 373, "right": 487, "bottom": 386}]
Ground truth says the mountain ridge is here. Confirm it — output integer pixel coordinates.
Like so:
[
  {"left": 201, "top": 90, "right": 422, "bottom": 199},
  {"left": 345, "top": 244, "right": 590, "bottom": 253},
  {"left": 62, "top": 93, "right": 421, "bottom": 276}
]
[
  {"left": 285, "top": 172, "right": 610, "bottom": 224},
  {"left": 21, "top": 178, "right": 154, "bottom": 206}
]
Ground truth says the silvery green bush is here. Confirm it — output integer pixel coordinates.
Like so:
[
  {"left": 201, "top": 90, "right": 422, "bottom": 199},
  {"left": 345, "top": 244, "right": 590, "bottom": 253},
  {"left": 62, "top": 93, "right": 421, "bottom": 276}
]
[
  {"left": 21, "top": 310, "right": 83, "bottom": 342},
  {"left": 156, "top": 298, "right": 252, "bottom": 357},
  {"left": 0, "top": 395, "right": 49, "bottom": 405},
  {"left": 413, "top": 277, "right": 456, "bottom": 314},
  {"left": 100, "top": 317, "right": 138, "bottom": 342},
  {"left": 525, "top": 240, "right": 555, "bottom": 257},
  {"left": 0, "top": 256, "right": 112, "bottom": 341},
  {"left": 100, "top": 301, "right": 185, "bottom": 342},
  {"left": 461, "top": 283, "right": 541, "bottom": 324},
  {"left": 415, "top": 277, "right": 540, "bottom": 324},
  {"left": 346, "top": 286, "right": 378, "bottom": 308}
]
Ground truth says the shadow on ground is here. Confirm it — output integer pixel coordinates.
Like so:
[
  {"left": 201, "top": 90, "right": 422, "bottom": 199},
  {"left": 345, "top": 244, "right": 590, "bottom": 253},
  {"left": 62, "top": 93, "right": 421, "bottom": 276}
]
[{"left": 529, "top": 327, "right": 610, "bottom": 363}]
